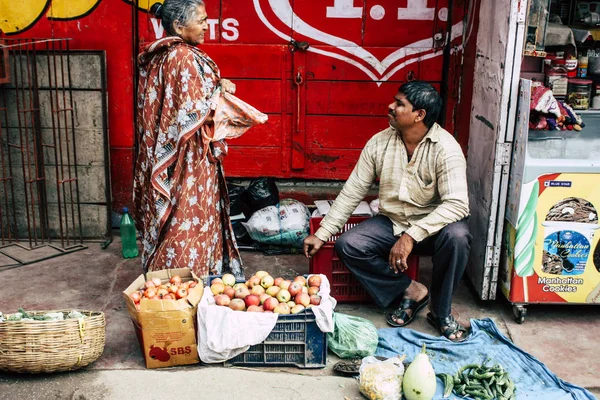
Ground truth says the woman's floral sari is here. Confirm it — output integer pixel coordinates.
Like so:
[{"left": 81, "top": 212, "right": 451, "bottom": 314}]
[{"left": 133, "top": 36, "right": 242, "bottom": 279}]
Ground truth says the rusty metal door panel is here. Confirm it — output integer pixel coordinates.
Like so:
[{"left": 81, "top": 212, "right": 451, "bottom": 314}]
[
  {"left": 306, "top": 116, "right": 389, "bottom": 149},
  {"left": 205, "top": 44, "right": 290, "bottom": 78},
  {"left": 363, "top": 0, "right": 438, "bottom": 47},
  {"left": 205, "top": 42, "right": 292, "bottom": 176},
  {"left": 222, "top": 1, "right": 293, "bottom": 44}
]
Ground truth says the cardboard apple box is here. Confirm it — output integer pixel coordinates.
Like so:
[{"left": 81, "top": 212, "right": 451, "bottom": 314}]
[{"left": 123, "top": 268, "right": 204, "bottom": 369}]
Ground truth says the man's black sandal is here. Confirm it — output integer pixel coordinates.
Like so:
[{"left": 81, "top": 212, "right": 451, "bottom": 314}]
[
  {"left": 385, "top": 294, "right": 430, "bottom": 327},
  {"left": 426, "top": 312, "right": 468, "bottom": 343}
]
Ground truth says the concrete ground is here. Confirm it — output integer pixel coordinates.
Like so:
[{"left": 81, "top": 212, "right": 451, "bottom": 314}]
[{"left": 0, "top": 238, "right": 598, "bottom": 400}]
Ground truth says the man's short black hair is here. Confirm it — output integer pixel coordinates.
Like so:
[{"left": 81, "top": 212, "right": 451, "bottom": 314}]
[{"left": 398, "top": 81, "right": 442, "bottom": 128}]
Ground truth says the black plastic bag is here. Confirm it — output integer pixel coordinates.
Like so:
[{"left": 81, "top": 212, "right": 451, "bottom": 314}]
[
  {"left": 232, "top": 221, "right": 253, "bottom": 246},
  {"left": 246, "top": 178, "right": 279, "bottom": 214},
  {"left": 227, "top": 184, "right": 247, "bottom": 217}
]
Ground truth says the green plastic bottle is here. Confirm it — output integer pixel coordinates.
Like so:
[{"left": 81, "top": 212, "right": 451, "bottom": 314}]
[{"left": 120, "top": 207, "right": 139, "bottom": 258}]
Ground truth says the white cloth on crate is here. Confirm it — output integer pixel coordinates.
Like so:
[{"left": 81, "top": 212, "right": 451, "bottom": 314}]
[{"left": 197, "top": 274, "right": 336, "bottom": 363}]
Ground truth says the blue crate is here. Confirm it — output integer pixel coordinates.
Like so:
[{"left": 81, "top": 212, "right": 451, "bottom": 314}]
[{"left": 207, "top": 275, "right": 328, "bottom": 368}]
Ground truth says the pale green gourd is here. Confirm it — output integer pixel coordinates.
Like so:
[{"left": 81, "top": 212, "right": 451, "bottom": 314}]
[{"left": 402, "top": 344, "right": 437, "bottom": 400}]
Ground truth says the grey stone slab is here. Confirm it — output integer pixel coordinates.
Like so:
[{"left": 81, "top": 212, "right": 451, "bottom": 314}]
[
  {"left": 4, "top": 53, "right": 103, "bottom": 90},
  {"left": 4, "top": 201, "right": 107, "bottom": 240},
  {"left": 0, "top": 163, "right": 107, "bottom": 204},
  {"left": 35, "top": 53, "right": 103, "bottom": 90},
  {"left": 43, "top": 165, "right": 108, "bottom": 204},
  {"left": 4, "top": 89, "right": 104, "bottom": 130},
  {"left": 2, "top": 127, "right": 106, "bottom": 167},
  {"left": 2, "top": 89, "right": 105, "bottom": 130},
  {"left": 1, "top": 89, "right": 35, "bottom": 128}
]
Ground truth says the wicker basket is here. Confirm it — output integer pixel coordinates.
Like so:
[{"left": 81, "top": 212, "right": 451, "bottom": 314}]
[{"left": 0, "top": 310, "right": 106, "bottom": 374}]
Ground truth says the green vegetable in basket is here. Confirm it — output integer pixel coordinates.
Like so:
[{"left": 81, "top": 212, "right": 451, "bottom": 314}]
[
  {"left": 18, "top": 308, "right": 52, "bottom": 321},
  {"left": 327, "top": 312, "right": 378, "bottom": 359}
]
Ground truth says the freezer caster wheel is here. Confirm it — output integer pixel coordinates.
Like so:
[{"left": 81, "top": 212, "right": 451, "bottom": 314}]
[{"left": 512, "top": 305, "right": 527, "bottom": 324}]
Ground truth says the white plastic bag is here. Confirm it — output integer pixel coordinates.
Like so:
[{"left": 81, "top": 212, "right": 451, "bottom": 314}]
[
  {"left": 212, "top": 91, "right": 268, "bottom": 141},
  {"left": 242, "top": 199, "right": 310, "bottom": 248},
  {"left": 359, "top": 355, "right": 406, "bottom": 400},
  {"left": 197, "top": 274, "right": 336, "bottom": 363}
]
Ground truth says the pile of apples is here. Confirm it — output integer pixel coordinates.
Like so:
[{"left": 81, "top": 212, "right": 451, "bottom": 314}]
[
  {"left": 211, "top": 271, "right": 322, "bottom": 314},
  {"left": 129, "top": 275, "right": 199, "bottom": 311}
]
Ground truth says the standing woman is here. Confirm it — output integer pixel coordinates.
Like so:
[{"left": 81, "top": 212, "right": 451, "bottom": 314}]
[{"left": 133, "top": 0, "right": 243, "bottom": 279}]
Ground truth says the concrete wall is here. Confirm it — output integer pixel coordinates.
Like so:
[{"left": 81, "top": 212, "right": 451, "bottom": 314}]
[{"left": 0, "top": 52, "right": 109, "bottom": 241}]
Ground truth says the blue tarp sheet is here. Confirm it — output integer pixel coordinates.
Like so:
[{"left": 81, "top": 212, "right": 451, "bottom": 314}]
[{"left": 375, "top": 318, "right": 596, "bottom": 400}]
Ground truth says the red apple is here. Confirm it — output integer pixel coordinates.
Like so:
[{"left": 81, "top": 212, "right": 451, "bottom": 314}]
[
  {"left": 222, "top": 274, "right": 236, "bottom": 287},
  {"left": 210, "top": 283, "right": 225, "bottom": 295},
  {"left": 235, "top": 286, "right": 250, "bottom": 299},
  {"left": 176, "top": 287, "right": 188, "bottom": 299},
  {"left": 308, "top": 275, "right": 322, "bottom": 288},
  {"left": 229, "top": 298, "right": 246, "bottom": 311},
  {"left": 247, "top": 276, "right": 261, "bottom": 288},
  {"left": 276, "top": 289, "right": 291, "bottom": 303},
  {"left": 259, "top": 293, "right": 271, "bottom": 305},
  {"left": 293, "top": 276, "right": 307, "bottom": 287},
  {"left": 144, "top": 280, "right": 156, "bottom": 290},
  {"left": 295, "top": 293, "right": 310, "bottom": 307},
  {"left": 308, "top": 286, "right": 320, "bottom": 296},
  {"left": 279, "top": 280, "right": 292, "bottom": 290},
  {"left": 288, "top": 282, "right": 302, "bottom": 296},
  {"left": 310, "top": 294, "right": 321, "bottom": 305},
  {"left": 291, "top": 304, "right": 305, "bottom": 314},
  {"left": 211, "top": 278, "right": 223, "bottom": 285},
  {"left": 254, "top": 271, "right": 269, "bottom": 279},
  {"left": 260, "top": 275, "right": 274, "bottom": 289},
  {"left": 274, "top": 277, "right": 284, "bottom": 287},
  {"left": 151, "top": 277, "right": 162, "bottom": 287},
  {"left": 266, "top": 286, "right": 280, "bottom": 297},
  {"left": 224, "top": 287, "right": 235, "bottom": 299},
  {"left": 168, "top": 284, "right": 179, "bottom": 294},
  {"left": 244, "top": 294, "right": 261, "bottom": 308},
  {"left": 247, "top": 305, "right": 263, "bottom": 312},
  {"left": 263, "top": 297, "right": 279, "bottom": 312},
  {"left": 215, "top": 294, "right": 231, "bottom": 306},
  {"left": 251, "top": 285, "right": 265, "bottom": 296},
  {"left": 129, "top": 292, "right": 141, "bottom": 303},
  {"left": 273, "top": 303, "right": 290, "bottom": 314}
]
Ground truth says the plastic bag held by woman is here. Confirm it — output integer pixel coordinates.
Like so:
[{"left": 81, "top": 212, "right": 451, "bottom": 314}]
[
  {"left": 327, "top": 312, "right": 379, "bottom": 359},
  {"left": 210, "top": 91, "right": 268, "bottom": 141}
]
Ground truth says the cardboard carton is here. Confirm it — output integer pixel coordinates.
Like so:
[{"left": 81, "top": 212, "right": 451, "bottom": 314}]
[{"left": 123, "top": 268, "right": 204, "bottom": 369}]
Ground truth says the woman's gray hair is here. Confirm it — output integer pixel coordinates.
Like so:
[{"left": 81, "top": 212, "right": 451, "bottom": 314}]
[{"left": 151, "top": 0, "right": 205, "bottom": 36}]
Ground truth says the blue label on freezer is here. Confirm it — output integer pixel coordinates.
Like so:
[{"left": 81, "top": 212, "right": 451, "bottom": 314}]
[
  {"left": 543, "top": 230, "right": 590, "bottom": 276},
  {"left": 544, "top": 180, "right": 572, "bottom": 187}
]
